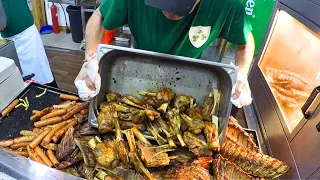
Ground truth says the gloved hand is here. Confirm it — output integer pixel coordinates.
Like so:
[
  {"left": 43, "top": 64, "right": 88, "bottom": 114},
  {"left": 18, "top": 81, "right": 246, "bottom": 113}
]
[
  {"left": 230, "top": 71, "right": 253, "bottom": 108},
  {"left": 74, "top": 53, "right": 101, "bottom": 101}
]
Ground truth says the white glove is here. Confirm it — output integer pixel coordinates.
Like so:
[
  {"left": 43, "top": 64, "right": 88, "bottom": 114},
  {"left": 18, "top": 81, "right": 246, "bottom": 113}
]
[
  {"left": 74, "top": 54, "right": 101, "bottom": 101},
  {"left": 231, "top": 74, "right": 252, "bottom": 108},
  {"left": 231, "top": 79, "right": 252, "bottom": 108}
]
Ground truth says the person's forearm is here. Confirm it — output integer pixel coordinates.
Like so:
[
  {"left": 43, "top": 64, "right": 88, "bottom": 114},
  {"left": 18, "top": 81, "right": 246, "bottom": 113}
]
[
  {"left": 235, "top": 32, "right": 255, "bottom": 77},
  {"left": 85, "top": 8, "right": 105, "bottom": 59}
]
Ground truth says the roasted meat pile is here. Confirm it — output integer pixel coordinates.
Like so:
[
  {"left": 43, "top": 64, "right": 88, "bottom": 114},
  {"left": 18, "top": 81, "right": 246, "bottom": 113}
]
[
  {"left": 0, "top": 89, "right": 290, "bottom": 180},
  {"left": 94, "top": 88, "right": 221, "bottom": 180}
]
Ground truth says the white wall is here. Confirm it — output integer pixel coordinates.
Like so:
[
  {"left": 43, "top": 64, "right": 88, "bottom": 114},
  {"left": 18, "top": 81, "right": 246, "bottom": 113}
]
[{"left": 44, "top": 0, "right": 70, "bottom": 27}]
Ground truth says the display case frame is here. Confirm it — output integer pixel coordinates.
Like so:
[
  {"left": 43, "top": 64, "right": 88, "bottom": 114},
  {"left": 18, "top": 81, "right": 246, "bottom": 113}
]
[
  {"left": 250, "top": 0, "right": 320, "bottom": 142},
  {"left": 247, "top": 0, "right": 320, "bottom": 179}
]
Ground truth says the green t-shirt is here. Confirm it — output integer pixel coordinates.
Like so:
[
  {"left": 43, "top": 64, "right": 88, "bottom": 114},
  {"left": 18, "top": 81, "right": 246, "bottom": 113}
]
[
  {"left": 1, "top": 0, "right": 34, "bottom": 38},
  {"left": 100, "top": 0, "right": 252, "bottom": 58}
]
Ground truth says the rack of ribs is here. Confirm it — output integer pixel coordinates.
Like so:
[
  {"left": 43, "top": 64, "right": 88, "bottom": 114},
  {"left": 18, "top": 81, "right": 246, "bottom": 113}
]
[
  {"left": 225, "top": 117, "right": 260, "bottom": 153},
  {"left": 221, "top": 139, "right": 290, "bottom": 179},
  {"left": 213, "top": 154, "right": 254, "bottom": 180}
]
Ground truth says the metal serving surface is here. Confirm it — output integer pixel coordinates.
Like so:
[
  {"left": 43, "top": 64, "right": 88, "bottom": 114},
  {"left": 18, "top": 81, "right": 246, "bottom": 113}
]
[
  {"left": 89, "top": 45, "right": 236, "bottom": 143},
  {"left": 0, "top": 149, "right": 82, "bottom": 180},
  {"left": 0, "top": 83, "right": 78, "bottom": 140},
  {"left": 0, "top": 83, "right": 82, "bottom": 180}
]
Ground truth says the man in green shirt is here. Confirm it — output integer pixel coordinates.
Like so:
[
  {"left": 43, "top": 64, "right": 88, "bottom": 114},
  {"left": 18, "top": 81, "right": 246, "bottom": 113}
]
[
  {"left": 0, "top": 0, "right": 56, "bottom": 87},
  {"left": 76, "top": 0, "right": 255, "bottom": 103}
]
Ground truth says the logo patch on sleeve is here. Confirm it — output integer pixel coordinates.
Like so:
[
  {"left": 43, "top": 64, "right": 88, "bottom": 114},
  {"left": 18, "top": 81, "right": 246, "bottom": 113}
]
[{"left": 189, "top": 26, "right": 211, "bottom": 48}]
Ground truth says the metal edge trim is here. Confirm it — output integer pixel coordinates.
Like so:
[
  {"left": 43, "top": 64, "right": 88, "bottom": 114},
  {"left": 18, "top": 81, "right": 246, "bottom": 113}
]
[{"left": 96, "top": 44, "right": 238, "bottom": 73}]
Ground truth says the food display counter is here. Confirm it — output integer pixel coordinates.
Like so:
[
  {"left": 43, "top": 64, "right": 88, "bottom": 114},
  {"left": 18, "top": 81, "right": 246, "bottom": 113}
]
[{"left": 246, "top": 0, "right": 320, "bottom": 179}]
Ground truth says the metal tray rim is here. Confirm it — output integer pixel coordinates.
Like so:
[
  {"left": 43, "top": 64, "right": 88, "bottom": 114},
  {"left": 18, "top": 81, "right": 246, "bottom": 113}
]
[
  {"left": 89, "top": 45, "right": 237, "bottom": 145},
  {"left": 97, "top": 45, "right": 238, "bottom": 74}
]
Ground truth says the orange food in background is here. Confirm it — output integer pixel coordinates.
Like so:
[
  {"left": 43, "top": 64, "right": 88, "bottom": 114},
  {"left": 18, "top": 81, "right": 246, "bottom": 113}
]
[{"left": 102, "top": 29, "right": 119, "bottom": 44}]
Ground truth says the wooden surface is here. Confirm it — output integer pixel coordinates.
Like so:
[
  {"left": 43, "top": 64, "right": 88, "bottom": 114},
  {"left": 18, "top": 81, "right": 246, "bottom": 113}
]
[
  {"left": 31, "top": 0, "right": 46, "bottom": 30},
  {"left": 46, "top": 49, "right": 84, "bottom": 93}
]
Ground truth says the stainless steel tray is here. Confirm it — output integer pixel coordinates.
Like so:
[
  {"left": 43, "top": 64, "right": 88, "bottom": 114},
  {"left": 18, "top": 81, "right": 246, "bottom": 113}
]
[{"left": 89, "top": 45, "right": 237, "bottom": 143}]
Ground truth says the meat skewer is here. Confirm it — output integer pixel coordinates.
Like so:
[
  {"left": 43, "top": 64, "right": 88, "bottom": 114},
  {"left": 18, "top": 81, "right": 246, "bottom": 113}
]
[
  {"left": 41, "top": 142, "right": 58, "bottom": 151},
  {"left": 13, "top": 136, "right": 36, "bottom": 144},
  {"left": 27, "top": 146, "right": 45, "bottom": 165},
  {"left": 52, "top": 118, "right": 78, "bottom": 143},
  {"left": 62, "top": 102, "right": 88, "bottom": 120},
  {"left": 59, "top": 94, "right": 79, "bottom": 101},
  {"left": 1, "top": 99, "right": 19, "bottom": 118},
  {"left": 10, "top": 142, "right": 30, "bottom": 150},
  {"left": 47, "top": 149, "right": 59, "bottom": 165},
  {"left": 40, "top": 109, "right": 67, "bottom": 120},
  {"left": 20, "top": 130, "right": 37, "bottom": 136},
  {"left": 32, "top": 110, "right": 40, "bottom": 114},
  {"left": 30, "top": 107, "right": 51, "bottom": 121},
  {"left": 42, "top": 121, "right": 69, "bottom": 145},
  {"left": 53, "top": 101, "right": 76, "bottom": 109},
  {"left": 34, "top": 117, "right": 63, "bottom": 128},
  {"left": 34, "top": 146, "right": 53, "bottom": 167},
  {"left": 29, "top": 128, "right": 52, "bottom": 148},
  {"left": 80, "top": 109, "right": 89, "bottom": 115},
  {"left": 0, "top": 140, "right": 14, "bottom": 147}
]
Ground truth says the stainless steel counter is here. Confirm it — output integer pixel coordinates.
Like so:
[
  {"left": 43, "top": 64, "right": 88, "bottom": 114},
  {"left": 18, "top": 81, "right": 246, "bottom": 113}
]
[{"left": 0, "top": 39, "right": 22, "bottom": 74}]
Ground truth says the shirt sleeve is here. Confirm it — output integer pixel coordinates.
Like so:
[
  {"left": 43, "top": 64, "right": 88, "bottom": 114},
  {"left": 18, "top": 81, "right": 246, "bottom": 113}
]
[
  {"left": 218, "top": 0, "right": 252, "bottom": 45},
  {"left": 99, "top": 0, "right": 128, "bottom": 30}
]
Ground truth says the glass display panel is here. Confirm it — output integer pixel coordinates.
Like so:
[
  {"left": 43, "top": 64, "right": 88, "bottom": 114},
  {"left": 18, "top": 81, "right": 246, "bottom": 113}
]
[{"left": 259, "top": 10, "right": 320, "bottom": 133}]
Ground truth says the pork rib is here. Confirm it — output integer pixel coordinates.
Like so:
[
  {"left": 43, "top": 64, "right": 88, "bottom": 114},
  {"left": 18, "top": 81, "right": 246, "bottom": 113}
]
[
  {"left": 213, "top": 154, "right": 254, "bottom": 180},
  {"left": 226, "top": 117, "right": 260, "bottom": 153},
  {"left": 221, "top": 139, "right": 290, "bottom": 179}
]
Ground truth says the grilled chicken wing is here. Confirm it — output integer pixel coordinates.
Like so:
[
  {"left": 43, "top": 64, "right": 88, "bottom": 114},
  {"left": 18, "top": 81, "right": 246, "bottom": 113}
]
[
  {"left": 183, "top": 131, "right": 212, "bottom": 156},
  {"left": 93, "top": 142, "right": 118, "bottom": 168},
  {"left": 98, "top": 104, "right": 117, "bottom": 133},
  {"left": 180, "top": 113, "right": 204, "bottom": 134},
  {"left": 139, "top": 88, "right": 175, "bottom": 108},
  {"left": 203, "top": 121, "right": 220, "bottom": 151},
  {"left": 186, "top": 107, "right": 204, "bottom": 121},
  {"left": 146, "top": 120, "right": 167, "bottom": 145},
  {"left": 128, "top": 152, "right": 155, "bottom": 180},
  {"left": 138, "top": 143, "right": 175, "bottom": 168},
  {"left": 166, "top": 108, "right": 186, "bottom": 147},
  {"left": 106, "top": 92, "right": 121, "bottom": 103},
  {"left": 174, "top": 95, "right": 192, "bottom": 112}
]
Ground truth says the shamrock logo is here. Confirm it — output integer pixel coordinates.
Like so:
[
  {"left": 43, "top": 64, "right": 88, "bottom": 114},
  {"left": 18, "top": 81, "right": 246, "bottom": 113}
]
[
  {"left": 189, "top": 26, "right": 211, "bottom": 48},
  {"left": 193, "top": 30, "right": 206, "bottom": 42}
]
